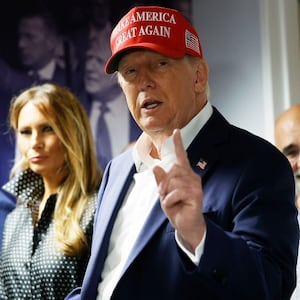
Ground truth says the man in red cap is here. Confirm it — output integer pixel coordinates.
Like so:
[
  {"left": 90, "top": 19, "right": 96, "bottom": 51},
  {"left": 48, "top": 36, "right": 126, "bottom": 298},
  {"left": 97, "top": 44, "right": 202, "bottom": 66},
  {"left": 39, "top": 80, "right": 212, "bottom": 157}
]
[{"left": 66, "top": 6, "right": 298, "bottom": 300}]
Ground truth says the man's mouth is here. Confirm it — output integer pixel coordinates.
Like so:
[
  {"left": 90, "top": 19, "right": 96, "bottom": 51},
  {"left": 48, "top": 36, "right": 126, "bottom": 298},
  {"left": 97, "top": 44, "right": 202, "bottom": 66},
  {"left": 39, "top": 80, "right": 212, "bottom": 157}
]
[{"left": 141, "top": 100, "right": 162, "bottom": 110}]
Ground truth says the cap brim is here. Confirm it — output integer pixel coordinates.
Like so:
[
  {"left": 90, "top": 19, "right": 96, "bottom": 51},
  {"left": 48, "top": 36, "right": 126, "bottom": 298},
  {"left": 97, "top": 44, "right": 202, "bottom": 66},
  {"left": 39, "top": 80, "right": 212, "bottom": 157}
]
[{"left": 105, "top": 43, "right": 185, "bottom": 74}]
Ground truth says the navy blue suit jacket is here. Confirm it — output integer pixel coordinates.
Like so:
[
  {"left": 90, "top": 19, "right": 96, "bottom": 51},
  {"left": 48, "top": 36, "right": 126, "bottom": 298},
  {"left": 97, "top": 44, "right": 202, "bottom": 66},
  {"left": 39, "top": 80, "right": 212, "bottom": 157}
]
[{"left": 66, "top": 108, "right": 299, "bottom": 300}]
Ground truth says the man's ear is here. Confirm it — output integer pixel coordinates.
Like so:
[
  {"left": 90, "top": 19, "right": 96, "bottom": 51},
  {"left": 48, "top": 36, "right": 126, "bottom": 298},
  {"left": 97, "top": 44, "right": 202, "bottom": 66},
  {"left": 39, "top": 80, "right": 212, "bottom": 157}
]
[{"left": 194, "top": 60, "right": 209, "bottom": 93}]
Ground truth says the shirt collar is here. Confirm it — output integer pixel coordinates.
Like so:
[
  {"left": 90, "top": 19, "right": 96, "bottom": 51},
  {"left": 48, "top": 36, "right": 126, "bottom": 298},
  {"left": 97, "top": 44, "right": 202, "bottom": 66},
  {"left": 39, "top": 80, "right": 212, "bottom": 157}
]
[
  {"left": 37, "top": 59, "right": 56, "bottom": 80},
  {"left": 2, "top": 169, "right": 44, "bottom": 204},
  {"left": 133, "top": 101, "right": 213, "bottom": 172}
]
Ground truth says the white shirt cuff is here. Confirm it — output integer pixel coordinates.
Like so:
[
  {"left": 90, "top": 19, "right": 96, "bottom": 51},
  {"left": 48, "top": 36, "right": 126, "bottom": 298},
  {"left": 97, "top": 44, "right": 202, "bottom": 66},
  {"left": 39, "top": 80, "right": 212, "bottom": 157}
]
[{"left": 175, "top": 230, "right": 206, "bottom": 265}]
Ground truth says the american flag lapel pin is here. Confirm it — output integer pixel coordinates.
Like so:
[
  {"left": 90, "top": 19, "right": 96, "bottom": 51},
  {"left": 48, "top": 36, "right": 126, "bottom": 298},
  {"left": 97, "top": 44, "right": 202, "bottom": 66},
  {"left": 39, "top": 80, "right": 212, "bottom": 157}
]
[{"left": 196, "top": 158, "right": 207, "bottom": 170}]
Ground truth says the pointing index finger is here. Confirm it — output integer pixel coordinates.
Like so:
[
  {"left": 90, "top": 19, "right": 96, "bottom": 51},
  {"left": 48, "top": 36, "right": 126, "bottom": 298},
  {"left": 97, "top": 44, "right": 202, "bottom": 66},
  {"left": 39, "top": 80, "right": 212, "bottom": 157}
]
[{"left": 173, "top": 129, "right": 189, "bottom": 167}]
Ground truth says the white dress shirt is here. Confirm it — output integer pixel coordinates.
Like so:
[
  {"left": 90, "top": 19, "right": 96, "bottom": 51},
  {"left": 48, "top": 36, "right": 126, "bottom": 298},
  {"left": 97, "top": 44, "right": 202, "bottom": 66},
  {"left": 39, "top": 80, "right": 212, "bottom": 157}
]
[
  {"left": 35, "top": 59, "right": 56, "bottom": 80},
  {"left": 89, "top": 91, "right": 130, "bottom": 158}
]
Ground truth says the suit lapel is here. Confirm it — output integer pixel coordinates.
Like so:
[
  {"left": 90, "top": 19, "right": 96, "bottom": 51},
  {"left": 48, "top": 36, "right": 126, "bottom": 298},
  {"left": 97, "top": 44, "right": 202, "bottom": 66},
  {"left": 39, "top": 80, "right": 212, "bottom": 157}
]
[
  {"left": 93, "top": 153, "right": 136, "bottom": 259},
  {"left": 188, "top": 107, "right": 230, "bottom": 177},
  {"left": 121, "top": 198, "right": 166, "bottom": 275},
  {"left": 82, "top": 152, "right": 136, "bottom": 298}
]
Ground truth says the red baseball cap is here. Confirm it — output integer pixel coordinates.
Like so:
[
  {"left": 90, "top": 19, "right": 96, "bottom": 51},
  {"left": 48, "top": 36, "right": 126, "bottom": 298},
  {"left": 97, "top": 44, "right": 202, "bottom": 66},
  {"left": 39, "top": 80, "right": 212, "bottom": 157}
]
[{"left": 105, "top": 6, "right": 203, "bottom": 74}]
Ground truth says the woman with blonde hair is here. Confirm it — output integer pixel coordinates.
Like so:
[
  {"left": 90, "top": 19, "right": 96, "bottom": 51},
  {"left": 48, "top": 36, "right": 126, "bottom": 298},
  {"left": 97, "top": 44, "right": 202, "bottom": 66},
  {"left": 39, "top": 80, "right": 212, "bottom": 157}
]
[{"left": 0, "top": 83, "right": 102, "bottom": 299}]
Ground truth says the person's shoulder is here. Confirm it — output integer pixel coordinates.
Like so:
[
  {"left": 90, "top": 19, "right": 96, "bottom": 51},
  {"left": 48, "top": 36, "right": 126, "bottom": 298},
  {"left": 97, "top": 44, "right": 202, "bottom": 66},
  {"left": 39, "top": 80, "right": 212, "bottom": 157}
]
[
  {"left": 111, "top": 146, "right": 134, "bottom": 163},
  {"left": 232, "top": 123, "right": 281, "bottom": 155},
  {"left": 101, "top": 148, "right": 135, "bottom": 183},
  {"left": 209, "top": 107, "right": 272, "bottom": 147},
  {"left": 210, "top": 107, "right": 288, "bottom": 165}
]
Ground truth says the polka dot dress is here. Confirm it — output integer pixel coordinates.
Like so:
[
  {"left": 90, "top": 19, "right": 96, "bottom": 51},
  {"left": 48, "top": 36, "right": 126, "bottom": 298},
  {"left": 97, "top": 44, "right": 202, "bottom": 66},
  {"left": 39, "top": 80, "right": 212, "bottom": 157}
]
[{"left": 0, "top": 169, "right": 97, "bottom": 300}]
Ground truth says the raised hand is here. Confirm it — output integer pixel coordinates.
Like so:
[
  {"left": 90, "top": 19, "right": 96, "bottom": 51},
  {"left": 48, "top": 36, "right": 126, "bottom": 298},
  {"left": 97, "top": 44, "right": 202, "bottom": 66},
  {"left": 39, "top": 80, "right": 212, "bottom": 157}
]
[{"left": 153, "top": 129, "right": 206, "bottom": 253}]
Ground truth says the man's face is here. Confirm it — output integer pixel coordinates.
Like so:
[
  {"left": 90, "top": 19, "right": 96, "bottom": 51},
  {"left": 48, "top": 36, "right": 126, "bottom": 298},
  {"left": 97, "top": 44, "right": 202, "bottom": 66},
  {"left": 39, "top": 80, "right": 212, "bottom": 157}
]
[
  {"left": 85, "top": 52, "right": 113, "bottom": 95},
  {"left": 117, "top": 50, "right": 208, "bottom": 139},
  {"left": 17, "top": 16, "right": 57, "bottom": 70},
  {"left": 276, "top": 115, "right": 300, "bottom": 172},
  {"left": 275, "top": 111, "right": 300, "bottom": 204},
  {"left": 84, "top": 35, "right": 113, "bottom": 96}
]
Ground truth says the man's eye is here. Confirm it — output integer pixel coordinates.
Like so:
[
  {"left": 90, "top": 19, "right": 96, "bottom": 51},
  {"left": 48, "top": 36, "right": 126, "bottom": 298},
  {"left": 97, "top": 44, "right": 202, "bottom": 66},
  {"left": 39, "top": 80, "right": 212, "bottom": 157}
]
[
  {"left": 158, "top": 60, "right": 168, "bottom": 67},
  {"left": 124, "top": 68, "right": 136, "bottom": 75},
  {"left": 120, "top": 68, "right": 137, "bottom": 81}
]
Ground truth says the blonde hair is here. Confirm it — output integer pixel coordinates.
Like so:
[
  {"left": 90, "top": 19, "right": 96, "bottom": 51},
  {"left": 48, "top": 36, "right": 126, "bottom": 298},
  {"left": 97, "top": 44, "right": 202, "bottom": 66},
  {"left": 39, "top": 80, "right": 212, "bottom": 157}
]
[{"left": 9, "top": 83, "right": 102, "bottom": 256}]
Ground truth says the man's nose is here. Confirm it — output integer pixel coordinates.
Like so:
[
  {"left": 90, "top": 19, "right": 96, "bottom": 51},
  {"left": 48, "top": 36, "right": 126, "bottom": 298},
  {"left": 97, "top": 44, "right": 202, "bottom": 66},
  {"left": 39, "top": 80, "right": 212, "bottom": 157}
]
[{"left": 137, "top": 70, "right": 155, "bottom": 90}]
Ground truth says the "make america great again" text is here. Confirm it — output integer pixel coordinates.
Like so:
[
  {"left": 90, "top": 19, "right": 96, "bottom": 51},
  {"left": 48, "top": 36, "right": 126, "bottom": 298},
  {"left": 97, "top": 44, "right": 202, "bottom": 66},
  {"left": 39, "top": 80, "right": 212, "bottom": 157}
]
[{"left": 113, "top": 11, "right": 177, "bottom": 49}]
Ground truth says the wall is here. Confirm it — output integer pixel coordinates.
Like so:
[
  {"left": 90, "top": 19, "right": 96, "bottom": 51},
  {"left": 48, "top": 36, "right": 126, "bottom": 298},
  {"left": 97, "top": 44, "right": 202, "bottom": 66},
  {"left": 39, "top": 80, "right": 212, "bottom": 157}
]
[{"left": 192, "top": 0, "right": 300, "bottom": 142}]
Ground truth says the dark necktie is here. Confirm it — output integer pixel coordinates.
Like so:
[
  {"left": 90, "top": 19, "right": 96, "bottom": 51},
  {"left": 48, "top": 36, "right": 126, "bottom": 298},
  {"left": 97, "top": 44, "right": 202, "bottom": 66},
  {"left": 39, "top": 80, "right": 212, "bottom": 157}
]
[
  {"left": 96, "top": 103, "right": 112, "bottom": 169},
  {"left": 29, "top": 70, "right": 41, "bottom": 85}
]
